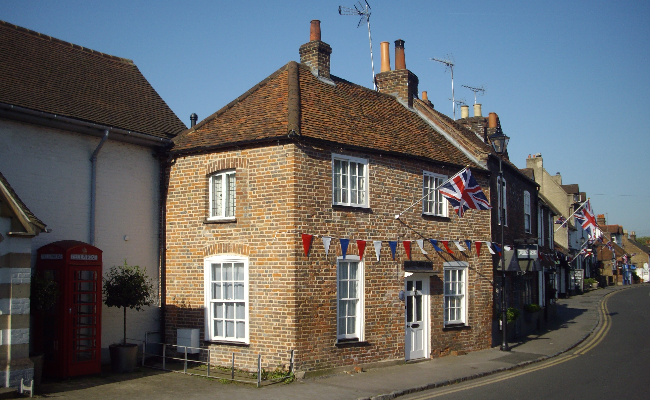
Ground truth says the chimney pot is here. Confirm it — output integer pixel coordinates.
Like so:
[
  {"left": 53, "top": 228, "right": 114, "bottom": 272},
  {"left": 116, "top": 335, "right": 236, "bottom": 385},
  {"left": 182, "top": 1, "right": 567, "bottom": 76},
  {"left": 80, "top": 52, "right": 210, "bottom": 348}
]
[
  {"left": 488, "top": 112, "right": 498, "bottom": 128},
  {"left": 460, "top": 105, "right": 469, "bottom": 119},
  {"left": 310, "top": 20, "right": 321, "bottom": 41},
  {"left": 473, "top": 103, "right": 482, "bottom": 117},
  {"left": 190, "top": 113, "right": 198, "bottom": 127},
  {"left": 380, "top": 41, "right": 391, "bottom": 72},
  {"left": 422, "top": 91, "right": 428, "bottom": 101},
  {"left": 394, "top": 39, "right": 406, "bottom": 70}
]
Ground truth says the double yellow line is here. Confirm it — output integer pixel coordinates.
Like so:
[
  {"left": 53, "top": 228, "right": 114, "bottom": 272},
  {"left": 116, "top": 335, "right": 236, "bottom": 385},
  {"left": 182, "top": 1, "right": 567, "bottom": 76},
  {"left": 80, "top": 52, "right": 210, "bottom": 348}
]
[{"left": 404, "top": 294, "right": 613, "bottom": 400}]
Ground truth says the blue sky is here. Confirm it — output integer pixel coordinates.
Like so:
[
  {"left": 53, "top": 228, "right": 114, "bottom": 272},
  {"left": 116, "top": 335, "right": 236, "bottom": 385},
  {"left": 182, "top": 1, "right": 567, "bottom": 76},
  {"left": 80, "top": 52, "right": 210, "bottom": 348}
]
[{"left": 3, "top": 0, "right": 650, "bottom": 236}]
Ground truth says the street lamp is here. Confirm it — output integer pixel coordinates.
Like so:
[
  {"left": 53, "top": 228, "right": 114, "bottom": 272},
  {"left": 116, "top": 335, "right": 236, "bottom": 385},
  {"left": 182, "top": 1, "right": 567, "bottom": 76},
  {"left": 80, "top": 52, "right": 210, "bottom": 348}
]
[{"left": 490, "top": 130, "right": 510, "bottom": 352}]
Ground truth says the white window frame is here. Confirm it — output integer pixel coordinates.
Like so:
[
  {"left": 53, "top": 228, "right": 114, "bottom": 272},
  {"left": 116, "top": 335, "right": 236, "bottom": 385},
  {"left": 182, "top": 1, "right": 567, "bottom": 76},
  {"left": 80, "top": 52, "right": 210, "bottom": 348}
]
[
  {"left": 422, "top": 171, "right": 448, "bottom": 217},
  {"left": 524, "top": 191, "right": 531, "bottom": 233},
  {"left": 337, "top": 255, "right": 365, "bottom": 340},
  {"left": 443, "top": 261, "right": 468, "bottom": 326},
  {"left": 208, "top": 170, "right": 236, "bottom": 220},
  {"left": 497, "top": 176, "right": 507, "bottom": 226},
  {"left": 204, "top": 255, "right": 249, "bottom": 343},
  {"left": 332, "top": 154, "right": 369, "bottom": 208}
]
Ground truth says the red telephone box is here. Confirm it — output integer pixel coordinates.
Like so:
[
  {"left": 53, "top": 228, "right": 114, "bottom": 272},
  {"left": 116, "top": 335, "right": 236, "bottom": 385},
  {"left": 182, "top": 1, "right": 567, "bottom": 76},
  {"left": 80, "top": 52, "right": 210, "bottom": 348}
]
[{"left": 34, "top": 240, "right": 103, "bottom": 377}]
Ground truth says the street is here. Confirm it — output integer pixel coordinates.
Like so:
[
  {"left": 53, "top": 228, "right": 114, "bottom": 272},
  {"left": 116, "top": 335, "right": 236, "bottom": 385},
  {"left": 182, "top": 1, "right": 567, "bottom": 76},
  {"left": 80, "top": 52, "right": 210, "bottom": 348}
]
[{"left": 401, "top": 285, "right": 650, "bottom": 400}]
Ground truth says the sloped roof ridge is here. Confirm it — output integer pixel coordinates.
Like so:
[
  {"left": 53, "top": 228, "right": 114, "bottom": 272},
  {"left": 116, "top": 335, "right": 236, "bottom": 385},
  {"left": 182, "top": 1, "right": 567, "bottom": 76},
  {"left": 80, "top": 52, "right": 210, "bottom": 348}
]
[
  {"left": 0, "top": 170, "right": 46, "bottom": 231},
  {"left": 0, "top": 20, "right": 134, "bottom": 65},
  {"left": 175, "top": 61, "right": 293, "bottom": 141}
]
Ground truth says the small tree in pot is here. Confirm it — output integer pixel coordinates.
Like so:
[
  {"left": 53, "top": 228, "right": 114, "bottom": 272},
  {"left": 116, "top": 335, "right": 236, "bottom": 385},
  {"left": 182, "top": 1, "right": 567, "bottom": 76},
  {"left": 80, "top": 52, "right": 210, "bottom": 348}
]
[{"left": 103, "top": 261, "right": 154, "bottom": 372}]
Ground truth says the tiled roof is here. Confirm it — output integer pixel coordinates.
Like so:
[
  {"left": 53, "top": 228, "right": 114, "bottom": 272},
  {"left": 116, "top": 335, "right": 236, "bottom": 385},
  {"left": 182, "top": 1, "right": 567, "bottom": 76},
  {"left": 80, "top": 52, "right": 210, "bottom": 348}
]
[
  {"left": 519, "top": 168, "right": 534, "bottom": 180},
  {"left": 561, "top": 184, "right": 579, "bottom": 194},
  {"left": 602, "top": 224, "right": 624, "bottom": 234},
  {"left": 0, "top": 20, "right": 186, "bottom": 139},
  {"left": 0, "top": 170, "right": 46, "bottom": 232},
  {"left": 173, "top": 62, "right": 476, "bottom": 168}
]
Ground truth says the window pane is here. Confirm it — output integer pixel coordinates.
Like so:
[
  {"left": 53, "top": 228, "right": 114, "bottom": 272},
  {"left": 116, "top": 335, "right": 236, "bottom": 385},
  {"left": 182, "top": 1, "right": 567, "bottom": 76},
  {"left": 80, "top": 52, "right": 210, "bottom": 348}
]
[
  {"left": 234, "top": 283, "right": 244, "bottom": 300},
  {"left": 339, "top": 263, "right": 348, "bottom": 280},
  {"left": 347, "top": 317, "right": 356, "bottom": 335},
  {"left": 212, "top": 283, "right": 222, "bottom": 300},
  {"left": 225, "top": 303, "right": 234, "bottom": 319},
  {"left": 236, "top": 303, "right": 245, "bottom": 319},
  {"left": 236, "top": 321, "right": 245, "bottom": 339},
  {"left": 212, "top": 175, "right": 222, "bottom": 217},
  {"left": 341, "top": 161, "right": 348, "bottom": 203},
  {"left": 226, "top": 173, "right": 235, "bottom": 217},
  {"left": 224, "top": 283, "right": 233, "bottom": 299},
  {"left": 223, "top": 263, "right": 233, "bottom": 280},
  {"left": 415, "top": 280, "right": 422, "bottom": 291},
  {"left": 215, "top": 320, "right": 223, "bottom": 337},
  {"left": 234, "top": 263, "right": 244, "bottom": 280},
  {"left": 406, "top": 295, "right": 413, "bottom": 322},
  {"left": 349, "top": 262, "right": 358, "bottom": 279},
  {"left": 347, "top": 300, "right": 357, "bottom": 317},
  {"left": 338, "top": 301, "right": 347, "bottom": 318},
  {"left": 212, "top": 264, "right": 221, "bottom": 281},
  {"left": 349, "top": 281, "right": 357, "bottom": 299},
  {"left": 226, "top": 321, "right": 234, "bottom": 338},
  {"left": 415, "top": 295, "right": 422, "bottom": 321},
  {"left": 339, "top": 281, "right": 348, "bottom": 299},
  {"left": 334, "top": 160, "right": 342, "bottom": 203},
  {"left": 338, "top": 318, "right": 346, "bottom": 335}
]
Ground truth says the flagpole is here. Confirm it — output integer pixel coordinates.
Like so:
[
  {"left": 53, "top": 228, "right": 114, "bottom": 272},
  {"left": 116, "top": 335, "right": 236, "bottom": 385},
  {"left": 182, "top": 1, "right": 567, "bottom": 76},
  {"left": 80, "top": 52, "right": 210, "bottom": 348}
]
[
  {"left": 569, "top": 238, "right": 592, "bottom": 263},
  {"left": 555, "top": 198, "right": 590, "bottom": 233},
  {"left": 394, "top": 167, "right": 468, "bottom": 220}
]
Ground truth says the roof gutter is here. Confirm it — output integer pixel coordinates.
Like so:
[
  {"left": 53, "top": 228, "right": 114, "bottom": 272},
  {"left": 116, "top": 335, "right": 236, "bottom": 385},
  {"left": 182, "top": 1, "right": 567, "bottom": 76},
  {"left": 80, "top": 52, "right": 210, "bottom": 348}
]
[{"left": 0, "top": 102, "right": 173, "bottom": 147}]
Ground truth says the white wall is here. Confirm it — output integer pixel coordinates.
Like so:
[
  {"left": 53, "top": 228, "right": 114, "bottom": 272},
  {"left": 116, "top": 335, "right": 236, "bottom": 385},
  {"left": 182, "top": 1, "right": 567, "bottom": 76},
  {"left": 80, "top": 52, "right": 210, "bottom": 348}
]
[{"left": 0, "top": 119, "right": 161, "bottom": 360}]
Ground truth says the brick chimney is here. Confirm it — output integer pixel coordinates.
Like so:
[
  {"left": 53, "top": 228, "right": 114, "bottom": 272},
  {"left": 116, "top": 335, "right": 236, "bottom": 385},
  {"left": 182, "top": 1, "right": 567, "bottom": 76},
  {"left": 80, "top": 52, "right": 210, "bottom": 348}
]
[
  {"left": 375, "top": 39, "right": 419, "bottom": 108},
  {"left": 597, "top": 214, "right": 607, "bottom": 226},
  {"left": 630, "top": 231, "right": 636, "bottom": 242},
  {"left": 299, "top": 20, "right": 332, "bottom": 79}
]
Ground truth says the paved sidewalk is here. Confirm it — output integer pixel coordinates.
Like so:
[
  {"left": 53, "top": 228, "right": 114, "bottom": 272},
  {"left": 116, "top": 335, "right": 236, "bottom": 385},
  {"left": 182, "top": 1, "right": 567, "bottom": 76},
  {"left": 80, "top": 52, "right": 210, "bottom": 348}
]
[{"left": 34, "top": 285, "right": 634, "bottom": 400}]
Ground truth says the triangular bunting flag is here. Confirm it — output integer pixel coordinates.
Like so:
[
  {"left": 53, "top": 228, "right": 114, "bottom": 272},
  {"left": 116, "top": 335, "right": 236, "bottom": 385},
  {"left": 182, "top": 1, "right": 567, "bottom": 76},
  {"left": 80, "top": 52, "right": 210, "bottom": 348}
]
[
  {"left": 373, "top": 241, "right": 382, "bottom": 261},
  {"left": 301, "top": 233, "right": 313, "bottom": 257},
  {"left": 464, "top": 240, "right": 472, "bottom": 253},
  {"left": 340, "top": 238, "right": 350, "bottom": 259},
  {"left": 429, "top": 239, "right": 443, "bottom": 252},
  {"left": 441, "top": 240, "right": 453, "bottom": 254},
  {"left": 475, "top": 241, "right": 483, "bottom": 256},
  {"left": 416, "top": 239, "right": 428, "bottom": 255},
  {"left": 454, "top": 241, "right": 466, "bottom": 252},
  {"left": 357, "top": 240, "right": 367, "bottom": 260},
  {"left": 389, "top": 241, "right": 398, "bottom": 260},
  {"left": 485, "top": 241, "right": 495, "bottom": 255},
  {"left": 403, "top": 241, "right": 412, "bottom": 260},
  {"left": 492, "top": 243, "right": 502, "bottom": 257},
  {"left": 322, "top": 236, "right": 332, "bottom": 256}
]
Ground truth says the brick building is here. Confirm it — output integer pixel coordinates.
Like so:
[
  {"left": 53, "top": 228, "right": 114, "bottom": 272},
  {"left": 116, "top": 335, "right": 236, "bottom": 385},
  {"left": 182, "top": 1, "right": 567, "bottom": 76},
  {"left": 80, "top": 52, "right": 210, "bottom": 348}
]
[{"left": 164, "top": 21, "right": 495, "bottom": 374}]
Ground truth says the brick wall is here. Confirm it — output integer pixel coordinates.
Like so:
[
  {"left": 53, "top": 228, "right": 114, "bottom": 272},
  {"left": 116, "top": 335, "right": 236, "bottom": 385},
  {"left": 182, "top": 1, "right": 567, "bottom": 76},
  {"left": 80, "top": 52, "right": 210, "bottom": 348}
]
[{"left": 165, "top": 141, "right": 493, "bottom": 372}]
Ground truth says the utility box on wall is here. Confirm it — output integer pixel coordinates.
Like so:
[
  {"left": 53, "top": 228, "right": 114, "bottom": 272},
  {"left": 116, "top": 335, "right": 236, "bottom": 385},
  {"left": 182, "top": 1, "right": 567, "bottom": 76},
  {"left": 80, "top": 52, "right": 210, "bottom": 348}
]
[
  {"left": 177, "top": 328, "right": 200, "bottom": 354},
  {"left": 33, "top": 240, "right": 103, "bottom": 378}
]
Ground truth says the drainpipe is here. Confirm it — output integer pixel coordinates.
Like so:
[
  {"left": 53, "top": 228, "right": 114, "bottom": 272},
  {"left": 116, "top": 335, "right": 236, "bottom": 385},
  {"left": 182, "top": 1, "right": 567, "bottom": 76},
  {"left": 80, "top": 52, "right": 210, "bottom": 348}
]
[{"left": 90, "top": 130, "right": 109, "bottom": 246}]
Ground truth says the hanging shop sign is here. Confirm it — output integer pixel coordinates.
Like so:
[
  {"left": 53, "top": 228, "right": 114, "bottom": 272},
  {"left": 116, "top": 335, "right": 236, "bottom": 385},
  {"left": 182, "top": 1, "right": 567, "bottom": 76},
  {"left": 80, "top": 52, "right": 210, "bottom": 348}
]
[{"left": 403, "top": 261, "right": 434, "bottom": 272}]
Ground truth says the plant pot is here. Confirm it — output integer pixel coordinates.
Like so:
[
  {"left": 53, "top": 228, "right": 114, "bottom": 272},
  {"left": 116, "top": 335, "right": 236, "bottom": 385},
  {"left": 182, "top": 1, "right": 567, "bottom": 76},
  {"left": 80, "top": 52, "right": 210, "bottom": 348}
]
[
  {"left": 109, "top": 344, "right": 138, "bottom": 373},
  {"left": 524, "top": 311, "right": 539, "bottom": 323},
  {"left": 29, "top": 353, "right": 44, "bottom": 385}
]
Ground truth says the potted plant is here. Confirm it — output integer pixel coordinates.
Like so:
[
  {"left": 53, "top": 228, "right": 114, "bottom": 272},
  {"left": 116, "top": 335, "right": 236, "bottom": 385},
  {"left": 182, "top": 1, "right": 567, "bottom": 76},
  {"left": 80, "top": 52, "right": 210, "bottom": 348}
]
[
  {"left": 30, "top": 273, "right": 60, "bottom": 384},
  {"left": 103, "top": 261, "right": 154, "bottom": 373},
  {"left": 523, "top": 303, "right": 541, "bottom": 323}
]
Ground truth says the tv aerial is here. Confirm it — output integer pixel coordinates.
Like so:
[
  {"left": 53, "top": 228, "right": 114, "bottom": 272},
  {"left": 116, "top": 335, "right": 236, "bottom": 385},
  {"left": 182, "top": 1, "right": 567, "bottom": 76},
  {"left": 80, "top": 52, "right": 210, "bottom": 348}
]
[
  {"left": 339, "top": 1, "right": 376, "bottom": 89},
  {"left": 431, "top": 55, "right": 456, "bottom": 118},
  {"left": 451, "top": 98, "right": 467, "bottom": 107},
  {"left": 462, "top": 84, "right": 486, "bottom": 104}
]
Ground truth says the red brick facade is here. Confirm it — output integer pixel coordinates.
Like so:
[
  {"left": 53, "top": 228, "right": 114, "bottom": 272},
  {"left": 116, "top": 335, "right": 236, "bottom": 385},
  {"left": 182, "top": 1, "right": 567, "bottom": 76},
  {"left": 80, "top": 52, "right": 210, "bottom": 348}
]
[{"left": 165, "top": 140, "right": 493, "bottom": 373}]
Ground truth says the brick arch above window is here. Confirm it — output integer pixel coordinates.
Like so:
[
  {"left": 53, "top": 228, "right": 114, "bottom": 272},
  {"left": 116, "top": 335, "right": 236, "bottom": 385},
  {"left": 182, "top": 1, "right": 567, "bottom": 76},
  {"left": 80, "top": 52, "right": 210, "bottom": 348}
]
[
  {"left": 205, "top": 157, "right": 248, "bottom": 176},
  {"left": 204, "top": 242, "right": 250, "bottom": 257}
]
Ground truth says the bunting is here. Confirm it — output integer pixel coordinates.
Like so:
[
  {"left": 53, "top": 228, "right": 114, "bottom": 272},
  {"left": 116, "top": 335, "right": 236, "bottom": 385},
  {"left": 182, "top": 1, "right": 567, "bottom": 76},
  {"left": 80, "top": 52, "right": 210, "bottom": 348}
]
[
  {"left": 373, "top": 241, "right": 382, "bottom": 261},
  {"left": 301, "top": 233, "right": 313, "bottom": 257},
  {"left": 492, "top": 243, "right": 502, "bottom": 257},
  {"left": 389, "top": 241, "right": 398, "bottom": 260},
  {"left": 403, "top": 241, "right": 412, "bottom": 260},
  {"left": 340, "top": 238, "right": 350, "bottom": 259},
  {"left": 464, "top": 240, "right": 472, "bottom": 253},
  {"left": 454, "top": 241, "right": 466, "bottom": 252},
  {"left": 475, "top": 241, "right": 483, "bottom": 256},
  {"left": 429, "top": 239, "right": 444, "bottom": 252},
  {"left": 416, "top": 239, "right": 428, "bottom": 255},
  {"left": 441, "top": 240, "right": 453, "bottom": 254},
  {"left": 322, "top": 236, "right": 331, "bottom": 256},
  {"left": 357, "top": 240, "right": 366, "bottom": 260}
]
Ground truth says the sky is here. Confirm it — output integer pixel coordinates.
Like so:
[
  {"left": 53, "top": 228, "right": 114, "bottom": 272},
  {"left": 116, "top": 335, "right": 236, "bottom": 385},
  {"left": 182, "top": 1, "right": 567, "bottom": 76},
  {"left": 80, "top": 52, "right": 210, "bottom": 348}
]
[{"left": 3, "top": 0, "right": 650, "bottom": 236}]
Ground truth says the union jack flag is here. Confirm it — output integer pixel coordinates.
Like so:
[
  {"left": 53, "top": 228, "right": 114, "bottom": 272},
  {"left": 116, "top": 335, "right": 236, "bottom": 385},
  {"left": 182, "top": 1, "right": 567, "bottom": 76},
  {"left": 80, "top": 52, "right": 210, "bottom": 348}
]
[
  {"left": 606, "top": 242, "right": 614, "bottom": 252},
  {"left": 574, "top": 200, "right": 597, "bottom": 237},
  {"left": 555, "top": 216, "right": 567, "bottom": 226},
  {"left": 438, "top": 168, "right": 492, "bottom": 217}
]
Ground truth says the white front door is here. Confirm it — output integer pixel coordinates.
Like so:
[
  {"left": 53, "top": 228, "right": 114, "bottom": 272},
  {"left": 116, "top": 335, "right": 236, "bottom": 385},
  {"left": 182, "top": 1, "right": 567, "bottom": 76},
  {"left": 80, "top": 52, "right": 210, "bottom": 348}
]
[{"left": 405, "top": 274, "right": 429, "bottom": 361}]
